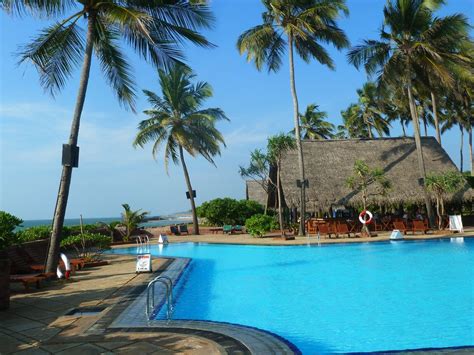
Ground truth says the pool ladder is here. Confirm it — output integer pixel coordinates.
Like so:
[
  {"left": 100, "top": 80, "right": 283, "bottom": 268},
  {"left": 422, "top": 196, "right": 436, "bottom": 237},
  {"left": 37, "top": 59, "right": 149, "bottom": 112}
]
[
  {"left": 136, "top": 234, "right": 150, "bottom": 246},
  {"left": 146, "top": 275, "right": 174, "bottom": 320}
]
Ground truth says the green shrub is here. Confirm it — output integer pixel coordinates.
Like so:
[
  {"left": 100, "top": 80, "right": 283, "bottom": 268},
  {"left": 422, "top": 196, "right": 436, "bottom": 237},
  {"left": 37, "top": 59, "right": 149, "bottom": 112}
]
[
  {"left": 61, "top": 233, "right": 112, "bottom": 262},
  {"left": 0, "top": 211, "right": 23, "bottom": 250},
  {"left": 245, "top": 214, "right": 278, "bottom": 237},
  {"left": 197, "top": 198, "right": 264, "bottom": 226},
  {"left": 16, "top": 225, "right": 51, "bottom": 243},
  {"left": 62, "top": 224, "right": 100, "bottom": 237}
]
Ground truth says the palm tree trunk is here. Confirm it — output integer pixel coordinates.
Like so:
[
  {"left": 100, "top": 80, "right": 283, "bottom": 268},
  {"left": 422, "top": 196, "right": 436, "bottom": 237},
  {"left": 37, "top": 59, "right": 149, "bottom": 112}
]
[
  {"left": 46, "top": 13, "right": 96, "bottom": 273},
  {"left": 367, "top": 122, "right": 373, "bottom": 139},
  {"left": 423, "top": 117, "right": 428, "bottom": 137},
  {"left": 407, "top": 82, "right": 435, "bottom": 228},
  {"left": 277, "top": 161, "right": 284, "bottom": 237},
  {"left": 401, "top": 120, "right": 406, "bottom": 137},
  {"left": 179, "top": 145, "right": 199, "bottom": 235},
  {"left": 469, "top": 125, "right": 473, "bottom": 176},
  {"left": 460, "top": 124, "right": 464, "bottom": 172},
  {"left": 288, "top": 33, "right": 306, "bottom": 236},
  {"left": 431, "top": 92, "right": 441, "bottom": 145}
]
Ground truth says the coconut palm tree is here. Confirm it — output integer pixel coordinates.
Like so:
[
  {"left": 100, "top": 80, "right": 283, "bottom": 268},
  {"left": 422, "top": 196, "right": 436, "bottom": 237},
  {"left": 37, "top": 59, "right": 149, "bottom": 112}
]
[
  {"left": 354, "top": 82, "right": 390, "bottom": 138},
  {"left": 337, "top": 104, "right": 370, "bottom": 139},
  {"left": 267, "top": 134, "right": 296, "bottom": 237},
  {"left": 348, "top": 0, "right": 470, "bottom": 227},
  {"left": 237, "top": 0, "right": 349, "bottom": 235},
  {"left": 134, "top": 64, "right": 228, "bottom": 235},
  {"left": 442, "top": 93, "right": 470, "bottom": 173},
  {"left": 120, "top": 204, "right": 149, "bottom": 241},
  {"left": 292, "top": 104, "right": 335, "bottom": 140},
  {"left": 1, "top": 0, "right": 214, "bottom": 273}
]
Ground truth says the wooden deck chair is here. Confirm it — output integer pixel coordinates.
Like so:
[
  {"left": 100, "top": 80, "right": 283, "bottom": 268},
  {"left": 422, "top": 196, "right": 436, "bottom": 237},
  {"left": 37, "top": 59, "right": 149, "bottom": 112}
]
[
  {"left": 336, "top": 223, "right": 353, "bottom": 238},
  {"left": 412, "top": 220, "right": 431, "bottom": 234},
  {"left": 393, "top": 221, "right": 408, "bottom": 235},
  {"left": 317, "top": 224, "right": 335, "bottom": 238}
]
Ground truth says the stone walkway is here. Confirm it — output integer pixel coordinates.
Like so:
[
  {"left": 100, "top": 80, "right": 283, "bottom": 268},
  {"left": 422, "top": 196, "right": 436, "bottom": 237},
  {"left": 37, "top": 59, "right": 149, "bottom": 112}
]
[
  {"left": 145, "top": 228, "right": 474, "bottom": 246},
  {"left": 1, "top": 255, "right": 225, "bottom": 354}
]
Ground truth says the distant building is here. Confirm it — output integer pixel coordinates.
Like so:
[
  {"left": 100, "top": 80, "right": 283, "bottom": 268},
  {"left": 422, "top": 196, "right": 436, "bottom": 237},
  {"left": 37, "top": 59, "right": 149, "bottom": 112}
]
[{"left": 246, "top": 137, "right": 472, "bottom": 213}]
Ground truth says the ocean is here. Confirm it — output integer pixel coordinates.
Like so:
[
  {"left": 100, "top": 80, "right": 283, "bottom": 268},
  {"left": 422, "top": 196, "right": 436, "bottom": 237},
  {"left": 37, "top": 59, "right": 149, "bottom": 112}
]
[{"left": 19, "top": 217, "right": 192, "bottom": 230}]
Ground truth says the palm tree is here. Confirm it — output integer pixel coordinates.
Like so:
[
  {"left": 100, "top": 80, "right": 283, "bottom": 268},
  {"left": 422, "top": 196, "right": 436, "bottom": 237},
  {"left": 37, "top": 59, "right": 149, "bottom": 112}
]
[
  {"left": 442, "top": 94, "right": 470, "bottom": 173},
  {"left": 337, "top": 104, "right": 370, "bottom": 139},
  {"left": 134, "top": 64, "right": 228, "bottom": 235},
  {"left": 1, "top": 0, "right": 214, "bottom": 273},
  {"left": 354, "top": 82, "right": 390, "bottom": 138},
  {"left": 292, "top": 104, "right": 335, "bottom": 139},
  {"left": 348, "top": 0, "right": 470, "bottom": 227},
  {"left": 120, "top": 204, "right": 149, "bottom": 241},
  {"left": 237, "top": 0, "right": 349, "bottom": 235},
  {"left": 267, "top": 134, "right": 296, "bottom": 237}
]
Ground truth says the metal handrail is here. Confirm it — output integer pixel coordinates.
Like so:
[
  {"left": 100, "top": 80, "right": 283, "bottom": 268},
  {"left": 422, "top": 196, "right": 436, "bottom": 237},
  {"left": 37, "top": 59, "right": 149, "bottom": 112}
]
[{"left": 146, "top": 276, "right": 173, "bottom": 320}]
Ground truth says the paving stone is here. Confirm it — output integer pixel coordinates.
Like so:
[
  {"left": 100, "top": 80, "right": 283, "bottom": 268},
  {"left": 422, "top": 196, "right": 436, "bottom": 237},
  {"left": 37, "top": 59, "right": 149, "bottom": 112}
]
[
  {"left": 55, "top": 343, "right": 106, "bottom": 355},
  {"left": 1, "top": 317, "right": 45, "bottom": 332},
  {"left": 0, "top": 331, "right": 32, "bottom": 354},
  {"left": 40, "top": 343, "right": 83, "bottom": 353},
  {"left": 112, "top": 341, "right": 161, "bottom": 354},
  {"left": 11, "top": 347, "right": 51, "bottom": 354},
  {"left": 92, "top": 341, "right": 131, "bottom": 350},
  {"left": 14, "top": 306, "right": 57, "bottom": 321},
  {"left": 22, "top": 326, "right": 62, "bottom": 342}
]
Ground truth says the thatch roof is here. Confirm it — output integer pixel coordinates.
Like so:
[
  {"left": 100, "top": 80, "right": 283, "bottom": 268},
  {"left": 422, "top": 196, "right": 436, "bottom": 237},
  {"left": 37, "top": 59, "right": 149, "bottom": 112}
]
[
  {"left": 247, "top": 137, "right": 473, "bottom": 211},
  {"left": 246, "top": 180, "right": 269, "bottom": 206}
]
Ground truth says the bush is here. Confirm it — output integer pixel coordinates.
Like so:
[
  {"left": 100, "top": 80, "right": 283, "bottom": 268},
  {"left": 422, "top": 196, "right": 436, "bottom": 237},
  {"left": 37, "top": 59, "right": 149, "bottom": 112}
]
[
  {"left": 61, "top": 233, "right": 112, "bottom": 262},
  {"left": 0, "top": 211, "right": 23, "bottom": 250},
  {"left": 197, "top": 198, "right": 264, "bottom": 226},
  {"left": 16, "top": 225, "right": 51, "bottom": 243},
  {"left": 245, "top": 214, "right": 278, "bottom": 237}
]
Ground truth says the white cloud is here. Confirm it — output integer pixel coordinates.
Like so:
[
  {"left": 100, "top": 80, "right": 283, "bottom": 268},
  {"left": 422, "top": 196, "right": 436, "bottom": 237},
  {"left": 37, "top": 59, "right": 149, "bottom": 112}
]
[{"left": 0, "top": 101, "right": 152, "bottom": 167}]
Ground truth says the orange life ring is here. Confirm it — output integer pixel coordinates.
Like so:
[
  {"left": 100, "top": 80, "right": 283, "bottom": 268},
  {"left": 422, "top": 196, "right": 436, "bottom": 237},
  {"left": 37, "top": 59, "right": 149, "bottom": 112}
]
[{"left": 359, "top": 210, "right": 373, "bottom": 225}]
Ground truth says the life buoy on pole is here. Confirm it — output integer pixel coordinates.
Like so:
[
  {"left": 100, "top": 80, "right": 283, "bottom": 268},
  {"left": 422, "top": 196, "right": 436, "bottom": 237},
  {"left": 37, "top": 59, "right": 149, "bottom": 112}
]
[
  {"left": 56, "top": 253, "right": 72, "bottom": 279},
  {"left": 359, "top": 210, "right": 373, "bottom": 225}
]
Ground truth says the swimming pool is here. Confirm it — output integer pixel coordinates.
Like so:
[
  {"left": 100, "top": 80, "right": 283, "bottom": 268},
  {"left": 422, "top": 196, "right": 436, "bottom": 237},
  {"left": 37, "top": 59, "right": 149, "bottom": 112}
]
[{"left": 109, "top": 238, "right": 474, "bottom": 353}]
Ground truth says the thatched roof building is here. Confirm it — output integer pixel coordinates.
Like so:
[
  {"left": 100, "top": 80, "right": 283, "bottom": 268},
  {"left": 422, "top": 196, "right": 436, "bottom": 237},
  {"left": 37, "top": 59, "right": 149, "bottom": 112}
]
[{"left": 246, "top": 137, "right": 472, "bottom": 212}]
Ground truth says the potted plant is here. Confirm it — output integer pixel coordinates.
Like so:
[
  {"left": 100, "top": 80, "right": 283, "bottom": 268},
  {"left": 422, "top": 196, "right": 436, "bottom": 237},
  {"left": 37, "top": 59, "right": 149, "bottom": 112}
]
[{"left": 0, "top": 211, "right": 23, "bottom": 310}]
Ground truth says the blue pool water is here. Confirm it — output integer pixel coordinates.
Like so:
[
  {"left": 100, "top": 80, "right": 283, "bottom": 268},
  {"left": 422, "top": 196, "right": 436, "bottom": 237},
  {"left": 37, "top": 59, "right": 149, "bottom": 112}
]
[{"left": 109, "top": 239, "right": 474, "bottom": 353}]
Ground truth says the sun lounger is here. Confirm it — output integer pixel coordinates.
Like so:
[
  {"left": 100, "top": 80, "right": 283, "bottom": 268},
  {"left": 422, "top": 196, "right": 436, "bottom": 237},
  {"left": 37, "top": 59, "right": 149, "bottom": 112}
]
[
  {"left": 179, "top": 225, "right": 189, "bottom": 235},
  {"left": 21, "top": 248, "right": 84, "bottom": 273},
  {"left": 336, "top": 223, "right": 354, "bottom": 238},
  {"left": 393, "top": 221, "right": 408, "bottom": 235},
  {"left": 223, "top": 225, "right": 233, "bottom": 234},
  {"left": 10, "top": 273, "right": 55, "bottom": 291},
  {"left": 170, "top": 225, "right": 180, "bottom": 235},
  {"left": 412, "top": 220, "right": 431, "bottom": 234},
  {"left": 317, "top": 224, "right": 335, "bottom": 238},
  {"left": 233, "top": 225, "right": 243, "bottom": 234}
]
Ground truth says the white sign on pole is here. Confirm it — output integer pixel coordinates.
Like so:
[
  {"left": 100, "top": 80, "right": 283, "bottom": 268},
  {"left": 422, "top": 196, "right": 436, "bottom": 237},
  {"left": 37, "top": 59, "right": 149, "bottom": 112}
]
[
  {"left": 448, "top": 215, "right": 464, "bottom": 233},
  {"left": 136, "top": 254, "right": 152, "bottom": 273}
]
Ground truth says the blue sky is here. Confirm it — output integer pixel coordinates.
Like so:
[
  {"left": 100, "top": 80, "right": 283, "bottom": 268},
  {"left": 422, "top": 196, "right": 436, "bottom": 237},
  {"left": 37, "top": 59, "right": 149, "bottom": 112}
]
[{"left": 0, "top": 0, "right": 472, "bottom": 220}]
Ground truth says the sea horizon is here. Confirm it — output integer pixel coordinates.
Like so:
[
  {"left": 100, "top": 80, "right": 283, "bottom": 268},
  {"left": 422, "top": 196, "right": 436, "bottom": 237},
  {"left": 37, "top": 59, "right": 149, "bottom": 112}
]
[{"left": 18, "top": 216, "right": 192, "bottom": 230}]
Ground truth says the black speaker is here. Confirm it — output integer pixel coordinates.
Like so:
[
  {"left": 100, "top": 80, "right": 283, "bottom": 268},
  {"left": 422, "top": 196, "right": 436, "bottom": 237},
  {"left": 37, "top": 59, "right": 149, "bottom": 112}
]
[
  {"left": 186, "top": 190, "right": 196, "bottom": 199},
  {"left": 62, "top": 144, "right": 79, "bottom": 167}
]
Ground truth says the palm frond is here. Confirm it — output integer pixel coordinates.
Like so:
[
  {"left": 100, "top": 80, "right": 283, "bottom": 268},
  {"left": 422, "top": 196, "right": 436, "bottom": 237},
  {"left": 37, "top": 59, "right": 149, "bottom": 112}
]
[
  {"left": 237, "top": 24, "right": 285, "bottom": 72},
  {"left": 18, "top": 14, "right": 84, "bottom": 95},
  {"left": 1, "top": 0, "right": 76, "bottom": 18},
  {"left": 94, "top": 19, "right": 136, "bottom": 111}
]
